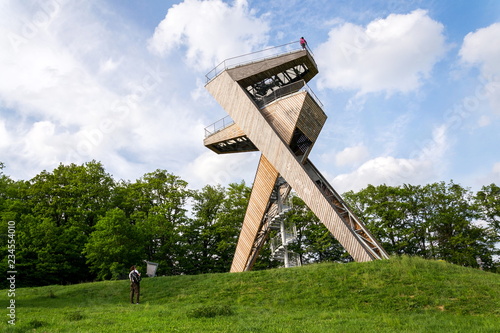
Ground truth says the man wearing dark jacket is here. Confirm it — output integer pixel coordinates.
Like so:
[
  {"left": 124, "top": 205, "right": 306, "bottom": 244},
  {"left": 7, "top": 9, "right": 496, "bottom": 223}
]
[{"left": 129, "top": 265, "right": 141, "bottom": 304}]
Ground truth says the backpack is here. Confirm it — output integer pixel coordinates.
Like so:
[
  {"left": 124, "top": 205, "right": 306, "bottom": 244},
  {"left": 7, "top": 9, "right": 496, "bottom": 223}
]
[{"left": 131, "top": 271, "right": 141, "bottom": 283}]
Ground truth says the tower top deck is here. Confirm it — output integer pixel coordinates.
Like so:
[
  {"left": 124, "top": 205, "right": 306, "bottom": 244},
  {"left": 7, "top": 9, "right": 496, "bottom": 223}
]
[{"left": 205, "top": 41, "right": 318, "bottom": 85}]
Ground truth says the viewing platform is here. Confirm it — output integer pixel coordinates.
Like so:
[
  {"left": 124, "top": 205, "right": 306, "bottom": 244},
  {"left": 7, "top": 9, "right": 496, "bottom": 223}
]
[
  {"left": 205, "top": 41, "right": 315, "bottom": 83},
  {"left": 204, "top": 42, "right": 324, "bottom": 155}
]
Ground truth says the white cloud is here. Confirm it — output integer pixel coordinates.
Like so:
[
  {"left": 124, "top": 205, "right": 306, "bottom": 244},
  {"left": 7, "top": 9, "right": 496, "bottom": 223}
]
[
  {"left": 99, "top": 58, "right": 121, "bottom": 73},
  {"left": 0, "top": 2, "right": 127, "bottom": 176},
  {"left": 20, "top": 121, "right": 59, "bottom": 164},
  {"left": 460, "top": 22, "right": 500, "bottom": 74},
  {"left": 315, "top": 9, "right": 448, "bottom": 95},
  {"left": 332, "top": 156, "right": 432, "bottom": 193},
  {"left": 0, "top": 120, "right": 10, "bottom": 149},
  {"left": 0, "top": 1, "right": 128, "bottom": 129},
  {"left": 0, "top": 1, "right": 211, "bottom": 182},
  {"left": 148, "top": 0, "right": 270, "bottom": 71},
  {"left": 332, "top": 124, "right": 449, "bottom": 192},
  {"left": 0, "top": 0, "right": 495, "bottom": 200},
  {"left": 474, "top": 162, "right": 500, "bottom": 190},
  {"left": 460, "top": 22, "right": 500, "bottom": 114},
  {"left": 493, "top": 162, "right": 500, "bottom": 175},
  {"left": 334, "top": 145, "right": 369, "bottom": 167},
  {"left": 183, "top": 151, "right": 259, "bottom": 189}
]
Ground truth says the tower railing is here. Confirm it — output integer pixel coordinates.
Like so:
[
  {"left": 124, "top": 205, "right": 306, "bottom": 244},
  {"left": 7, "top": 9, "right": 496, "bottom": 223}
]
[
  {"left": 255, "top": 81, "right": 324, "bottom": 109},
  {"left": 204, "top": 115, "right": 235, "bottom": 138},
  {"left": 205, "top": 41, "right": 312, "bottom": 83}
]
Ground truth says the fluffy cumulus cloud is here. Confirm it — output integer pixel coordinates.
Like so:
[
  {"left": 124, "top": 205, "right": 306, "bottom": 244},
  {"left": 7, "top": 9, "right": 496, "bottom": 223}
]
[
  {"left": 0, "top": 0, "right": 270, "bottom": 185},
  {"left": 0, "top": 0, "right": 211, "bottom": 181},
  {"left": 334, "top": 144, "right": 370, "bottom": 167},
  {"left": 184, "top": 151, "right": 259, "bottom": 188},
  {"left": 0, "top": 1, "right": 94, "bottom": 174},
  {"left": 332, "top": 125, "right": 449, "bottom": 192},
  {"left": 460, "top": 22, "right": 500, "bottom": 74},
  {"left": 148, "top": 0, "right": 270, "bottom": 71},
  {"left": 332, "top": 156, "right": 431, "bottom": 192},
  {"left": 315, "top": 9, "right": 448, "bottom": 95},
  {"left": 460, "top": 22, "right": 500, "bottom": 114}
]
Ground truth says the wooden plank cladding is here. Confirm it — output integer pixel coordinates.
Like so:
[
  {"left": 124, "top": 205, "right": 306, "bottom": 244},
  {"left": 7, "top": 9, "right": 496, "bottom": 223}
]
[
  {"left": 297, "top": 93, "right": 327, "bottom": 143},
  {"left": 231, "top": 155, "right": 278, "bottom": 272},
  {"left": 261, "top": 91, "right": 327, "bottom": 145},
  {"left": 204, "top": 49, "right": 388, "bottom": 272},
  {"left": 260, "top": 92, "right": 304, "bottom": 144}
]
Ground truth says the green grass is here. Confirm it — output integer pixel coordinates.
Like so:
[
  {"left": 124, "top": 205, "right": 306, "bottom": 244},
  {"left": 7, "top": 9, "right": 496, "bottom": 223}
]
[{"left": 2, "top": 256, "right": 499, "bottom": 332}]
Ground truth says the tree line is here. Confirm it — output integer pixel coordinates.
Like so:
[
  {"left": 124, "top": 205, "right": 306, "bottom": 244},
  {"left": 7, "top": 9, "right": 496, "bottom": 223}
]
[{"left": 0, "top": 161, "right": 498, "bottom": 287}]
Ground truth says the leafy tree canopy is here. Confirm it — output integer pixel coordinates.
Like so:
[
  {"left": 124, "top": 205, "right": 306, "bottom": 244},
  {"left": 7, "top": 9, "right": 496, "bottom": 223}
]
[{"left": 0, "top": 160, "right": 498, "bottom": 288}]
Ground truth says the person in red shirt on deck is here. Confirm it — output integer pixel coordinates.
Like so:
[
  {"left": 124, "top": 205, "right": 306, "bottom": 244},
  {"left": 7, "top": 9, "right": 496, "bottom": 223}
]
[{"left": 300, "top": 37, "right": 307, "bottom": 49}]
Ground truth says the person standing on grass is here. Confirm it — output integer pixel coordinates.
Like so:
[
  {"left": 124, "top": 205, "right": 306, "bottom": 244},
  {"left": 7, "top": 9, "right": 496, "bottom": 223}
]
[{"left": 129, "top": 265, "right": 141, "bottom": 304}]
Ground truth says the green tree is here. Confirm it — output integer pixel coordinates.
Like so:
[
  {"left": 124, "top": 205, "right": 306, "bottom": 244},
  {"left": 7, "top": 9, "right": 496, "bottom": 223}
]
[
  {"left": 475, "top": 184, "right": 500, "bottom": 236},
  {"left": 0, "top": 162, "right": 7, "bottom": 215},
  {"left": 0, "top": 165, "right": 33, "bottom": 287},
  {"left": 423, "top": 182, "right": 495, "bottom": 268},
  {"left": 27, "top": 161, "right": 114, "bottom": 232},
  {"left": 344, "top": 181, "right": 497, "bottom": 270},
  {"left": 183, "top": 181, "right": 251, "bottom": 274},
  {"left": 0, "top": 163, "right": 28, "bottom": 224},
  {"left": 17, "top": 161, "right": 115, "bottom": 284},
  {"left": 84, "top": 208, "right": 144, "bottom": 280},
  {"left": 125, "top": 170, "right": 190, "bottom": 276},
  {"left": 343, "top": 184, "right": 426, "bottom": 256},
  {"left": 216, "top": 181, "right": 252, "bottom": 269},
  {"left": 474, "top": 184, "right": 500, "bottom": 271},
  {"left": 182, "top": 184, "right": 226, "bottom": 274}
]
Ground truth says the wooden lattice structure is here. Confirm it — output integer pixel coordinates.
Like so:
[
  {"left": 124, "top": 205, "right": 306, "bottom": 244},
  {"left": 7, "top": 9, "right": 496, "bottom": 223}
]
[{"left": 204, "top": 46, "right": 389, "bottom": 272}]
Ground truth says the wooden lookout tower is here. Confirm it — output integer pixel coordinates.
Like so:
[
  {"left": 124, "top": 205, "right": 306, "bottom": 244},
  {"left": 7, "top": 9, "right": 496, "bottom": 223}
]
[{"left": 203, "top": 43, "right": 389, "bottom": 272}]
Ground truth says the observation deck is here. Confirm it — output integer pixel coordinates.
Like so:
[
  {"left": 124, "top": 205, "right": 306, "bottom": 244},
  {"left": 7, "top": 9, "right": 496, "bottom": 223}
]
[{"left": 204, "top": 42, "right": 324, "bottom": 156}]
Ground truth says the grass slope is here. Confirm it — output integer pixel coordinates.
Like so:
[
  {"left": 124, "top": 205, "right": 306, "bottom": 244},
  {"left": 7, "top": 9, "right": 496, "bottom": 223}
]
[{"left": 2, "top": 256, "right": 499, "bottom": 332}]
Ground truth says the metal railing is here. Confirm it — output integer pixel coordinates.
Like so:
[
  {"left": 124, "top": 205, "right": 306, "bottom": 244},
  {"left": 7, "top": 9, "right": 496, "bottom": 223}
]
[
  {"left": 204, "top": 115, "right": 235, "bottom": 138},
  {"left": 303, "top": 82, "right": 323, "bottom": 109},
  {"left": 255, "top": 80, "right": 324, "bottom": 109},
  {"left": 205, "top": 41, "right": 312, "bottom": 83}
]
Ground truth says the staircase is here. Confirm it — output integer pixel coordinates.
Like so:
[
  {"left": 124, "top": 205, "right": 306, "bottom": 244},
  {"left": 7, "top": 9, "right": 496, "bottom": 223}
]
[{"left": 269, "top": 202, "right": 302, "bottom": 268}]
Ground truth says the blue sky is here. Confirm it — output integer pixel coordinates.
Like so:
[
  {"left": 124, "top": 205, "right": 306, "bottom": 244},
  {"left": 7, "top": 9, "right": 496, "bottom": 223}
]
[{"left": 0, "top": 0, "right": 499, "bottom": 193}]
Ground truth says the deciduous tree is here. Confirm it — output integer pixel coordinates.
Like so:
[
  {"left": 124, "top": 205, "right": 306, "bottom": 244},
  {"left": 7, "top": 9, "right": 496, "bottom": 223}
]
[{"left": 84, "top": 208, "right": 144, "bottom": 280}]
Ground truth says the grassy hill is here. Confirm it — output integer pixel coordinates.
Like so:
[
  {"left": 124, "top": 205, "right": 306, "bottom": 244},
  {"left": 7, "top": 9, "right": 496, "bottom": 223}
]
[{"left": 2, "top": 256, "right": 499, "bottom": 332}]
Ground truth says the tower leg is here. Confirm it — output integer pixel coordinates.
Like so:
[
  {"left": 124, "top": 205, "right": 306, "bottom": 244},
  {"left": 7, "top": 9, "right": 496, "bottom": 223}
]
[{"left": 231, "top": 154, "right": 278, "bottom": 272}]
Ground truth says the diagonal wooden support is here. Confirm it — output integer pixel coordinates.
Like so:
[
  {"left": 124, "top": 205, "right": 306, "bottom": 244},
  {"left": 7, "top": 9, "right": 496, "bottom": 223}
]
[
  {"left": 204, "top": 48, "right": 389, "bottom": 272},
  {"left": 231, "top": 154, "right": 278, "bottom": 272}
]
